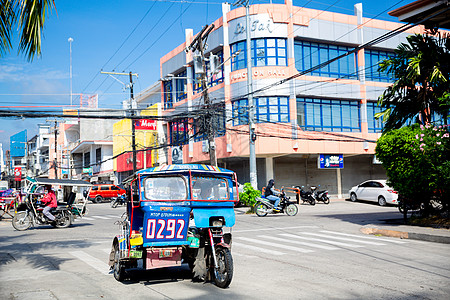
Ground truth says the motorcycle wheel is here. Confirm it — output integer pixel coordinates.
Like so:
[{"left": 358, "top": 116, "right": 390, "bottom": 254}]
[
  {"left": 213, "top": 246, "right": 233, "bottom": 288},
  {"left": 310, "top": 199, "right": 316, "bottom": 206},
  {"left": 255, "top": 203, "right": 268, "bottom": 217},
  {"left": 113, "top": 242, "right": 125, "bottom": 282},
  {"left": 55, "top": 211, "right": 72, "bottom": 228},
  {"left": 323, "top": 196, "right": 330, "bottom": 204},
  {"left": 285, "top": 204, "right": 298, "bottom": 216},
  {"left": 12, "top": 211, "right": 32, "bottom": 231},
  {"left": 111, "top": 199, "right": 118, "bottom": 208}
]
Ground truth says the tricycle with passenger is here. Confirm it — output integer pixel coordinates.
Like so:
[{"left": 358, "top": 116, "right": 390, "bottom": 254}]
[{"left": 108, "top": 164, "right": 238, "bottom": 288}]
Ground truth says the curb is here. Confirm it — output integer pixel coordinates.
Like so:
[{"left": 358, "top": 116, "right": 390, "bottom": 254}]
[{"left": 360, "top": 227, "right": 450, "bottom": 244}]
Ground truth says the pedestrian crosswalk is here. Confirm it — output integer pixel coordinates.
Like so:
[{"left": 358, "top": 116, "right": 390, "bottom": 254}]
[
  {"left": 69, "top": 228, "right": 408, "bottom": 276},
  {"left": 233, "top": 230, "right": 407, "bottom": 257},
  {"left": 73, "top": 214, "right": 123, "bottom": 222}
]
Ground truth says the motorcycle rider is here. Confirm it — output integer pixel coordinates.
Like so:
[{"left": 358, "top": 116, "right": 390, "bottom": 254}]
[
  {"left": 41, "top": 185, "right": 57, "bottom": 221},
  {"left": 264, "top": 179, "right": 281, "bottom": 211}
]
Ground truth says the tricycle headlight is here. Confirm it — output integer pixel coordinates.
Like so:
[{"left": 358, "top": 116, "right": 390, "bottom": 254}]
[{"left": 212, "top": 220, "right": 223, "bottom": 227}]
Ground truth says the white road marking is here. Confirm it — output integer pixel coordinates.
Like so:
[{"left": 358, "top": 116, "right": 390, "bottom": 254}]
[
  {"left": 300, "top": 232, "right": 386, "bottom": 245},
  {"left": 70, "top": 251, "right": 111, "bottom": 275},
  {"left": 261, "top": 235, "right": 339, "bottom": 250},
  {"left": 231, "top": 252, "right": 258, "bottom": 259},
  {"left": 80, "top": 217, "right": 94, "bottom": 221},
  {"left": 280, "top": 233, "right": 364, "bottom": 248},
  {"left": 90, "top": 216, "right": 110, "bottom": 220},
  {"left": 235, "top": 237, "right": 314, "bottom": 253},
  {"left": 233, "top": 242, "right": 286, "bottom": 256},
  {"left": 320, "top": 230, "right": 408, "bottom": 244},
  {"left": 105, "top": 215, "right": 121, "bottom": 218},
  {"left": 234, "top": 225, "right": 319, "bottom": 233}
]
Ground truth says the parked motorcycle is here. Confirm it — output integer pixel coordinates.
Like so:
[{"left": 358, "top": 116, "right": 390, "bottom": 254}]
[
  {"left": 310, "top": 186, "right": 330, "bottom": 204},
  {"left": 255, "top": 189, "right": 298, "bottom": 217},
  {"left": 110, "top": 194, "right": 126, "bottom": 208},
  {"left": 295, "top": 186, "right": 316, "bottom": 205},
  {"left": 12, "top": 198, "right": 72, "bottom": 231}
]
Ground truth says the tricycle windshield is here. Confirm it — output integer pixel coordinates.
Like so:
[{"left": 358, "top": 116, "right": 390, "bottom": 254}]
[
  {"left": 143, "top": 176, "right": 187, "bottom": 200},
  {"left": 192, "top": 176, "right": 229, "bottom": 200}
]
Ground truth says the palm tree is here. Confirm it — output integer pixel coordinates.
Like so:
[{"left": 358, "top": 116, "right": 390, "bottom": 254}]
[
  {"left": 376, "top": 33, "right": 450, "bottom": 131},
  {"left": 1, "top": 0, "right": 55, "bottom": 61}
]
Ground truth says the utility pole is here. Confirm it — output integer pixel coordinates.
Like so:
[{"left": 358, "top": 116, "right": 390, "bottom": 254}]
[
  {"left": 187, "top": 24, "right": 217, "bottom": 166},
  {"left": 54, "top": 120, "right": 58, "bottom": 179},
  {"left": 101, "top": 71, "right": 139, "bottom": 174},
  {"left": 234, "top": 0, "right": 257, "bottom": 188}
]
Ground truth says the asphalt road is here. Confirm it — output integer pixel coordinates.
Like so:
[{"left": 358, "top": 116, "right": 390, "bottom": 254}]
[{"left": 0, "top": 200, "right": 449, "bottom": 300}]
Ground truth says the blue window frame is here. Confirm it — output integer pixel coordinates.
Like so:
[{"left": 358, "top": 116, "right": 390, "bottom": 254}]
[
  {"left": 296, "top": 98, "right": 360, "bottom": 132},
  {"left": 364, "top": 49, "right": 395, "bottom": 82},
  {"left": 294, "top": 40, "right": 357, "bottom": 79},
  {"left": 163, "top": 80, "right": 173, "bottom": 109},
  {"left": 175, "top": 70, "right": 187, "bottom": 102},
  {"left": 232, "top": 97, "right": 290, "bottom": 125},
  {"left": 231, "top": 38, "right": 287, "bottom": 71},
  {"left": 367, "top": 102, "right": 384, "bottom": 133},
  {"left": 169, "top": 119, "right": 190, "bottom": 145}
]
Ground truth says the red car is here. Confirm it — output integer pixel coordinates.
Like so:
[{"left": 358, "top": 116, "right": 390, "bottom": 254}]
[{"left": 88, "top": 184, "right": 126, "bottom": 203}]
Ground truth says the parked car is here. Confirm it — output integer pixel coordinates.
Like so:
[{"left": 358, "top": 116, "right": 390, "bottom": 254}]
[
  {"left": 88, "top": 184, "right": 126, "bottom": 203},
  {"left": 349, "top": 180, "right": 398, "bottom": 206}
]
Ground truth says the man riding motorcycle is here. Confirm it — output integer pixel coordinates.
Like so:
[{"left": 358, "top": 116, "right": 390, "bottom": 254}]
[
  {"left": 264, "top": 179, "right": 282, "bottom": 211},
  {"left": 41, "top": 185, "right": 57, "bottom": 221}
]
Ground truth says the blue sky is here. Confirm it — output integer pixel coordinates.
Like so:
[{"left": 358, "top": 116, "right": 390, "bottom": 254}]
[{"left": 0, "top": 0, "right": 407, "bottom": 151}]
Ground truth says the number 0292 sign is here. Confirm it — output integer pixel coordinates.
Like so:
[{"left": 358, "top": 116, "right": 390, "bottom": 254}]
[{"left": 142, "top": 210, "right": 190, "bottom": 243}]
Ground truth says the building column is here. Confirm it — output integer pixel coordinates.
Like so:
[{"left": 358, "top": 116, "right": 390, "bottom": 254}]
[
  {"left": 265, "top": 157, "right": 274, "bottom": 183},
  {"left": 337, "top": 168, "right": 342, "bottom": 198}
]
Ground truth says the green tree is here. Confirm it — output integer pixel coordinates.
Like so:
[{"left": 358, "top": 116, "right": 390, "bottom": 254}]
[
  {"left": 1, "top": 0, "right": 55, "bottom": 61},
  {"left": 239, "top": 182, "right": 260, "bottom": 209},
  {"left": 376, "top": 34, "right": 450, "bottom": 131},
  {"left": 376, "top": 124, "right": 450, "bottom": 215}
]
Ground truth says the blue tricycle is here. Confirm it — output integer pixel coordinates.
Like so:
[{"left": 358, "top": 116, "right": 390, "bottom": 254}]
[{"left": 108, "top": 164, "right": 238, "bottom": 288}]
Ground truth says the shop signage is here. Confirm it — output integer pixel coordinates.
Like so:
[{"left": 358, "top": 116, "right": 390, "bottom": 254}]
[
  {"left": 229, "top": 13, "right": 287, "bottom": 43},
  {"left": 82, "top": 167, "right": 93, "bottom": 174},
  {"left": 172, "top": 146, "right": 183, "bottom": 164},
  {"left": 14, "top": 167, "right": 22, "bottom": 181},
  {"left": 135, "top": 119, "right": 157, "bottom": 130},
  {"left": 230, "top": 68, "right": 287, "bottom": 81},
  {"left": 318, "top": 154, "right": 344, "bottom": 169}
]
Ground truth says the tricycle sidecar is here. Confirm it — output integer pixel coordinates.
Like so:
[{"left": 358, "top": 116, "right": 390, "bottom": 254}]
[{"left": 109, "top": 164, "right": 239, "bottom": 288}]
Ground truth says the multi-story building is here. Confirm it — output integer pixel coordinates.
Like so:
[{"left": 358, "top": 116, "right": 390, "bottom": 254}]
[
  {"left": 157, "top": 1, "right": 430, "bottom": 197},
  {"left": 27, "top": 124, "right": 51, "bottom": 177}
]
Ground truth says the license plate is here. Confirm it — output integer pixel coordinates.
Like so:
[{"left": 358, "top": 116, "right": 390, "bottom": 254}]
[{"left": 159, "top": 250, "right": 173, "bottom": 258}]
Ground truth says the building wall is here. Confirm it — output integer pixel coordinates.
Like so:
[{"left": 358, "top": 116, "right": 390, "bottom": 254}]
[{"left": 157, "top": 1, "right": 430, "bottom": 192}]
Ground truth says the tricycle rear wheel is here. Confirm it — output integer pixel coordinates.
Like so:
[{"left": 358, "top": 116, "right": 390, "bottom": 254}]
[{"left": 113, "top": 243, "right": 125, "bottom": 281}]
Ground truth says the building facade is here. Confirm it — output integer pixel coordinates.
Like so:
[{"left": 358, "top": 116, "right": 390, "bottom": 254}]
[{"left": 158, "top": 1, "right": 429, "bottom": 197}]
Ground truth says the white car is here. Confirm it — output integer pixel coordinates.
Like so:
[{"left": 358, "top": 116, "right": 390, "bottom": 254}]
[{"left": 349, "top": 180, "right": 398, "bottom": 206}]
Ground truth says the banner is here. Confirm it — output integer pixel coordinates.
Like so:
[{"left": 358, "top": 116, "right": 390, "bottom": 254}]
[
  {"left": 14, "top": 167, "right": 22, "bottom": 181},
  {"left": 135, "top": 119, "right": 157, "bottom": 130},
  {"left": 318, "top": 154, "right": 344, "bottom": 169}
]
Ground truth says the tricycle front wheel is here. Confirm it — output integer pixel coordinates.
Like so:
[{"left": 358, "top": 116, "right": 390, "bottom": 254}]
[
  {"left": 12, "top": 211, "right": 32, "bottom": 231},
  {"left": 213, "top": 246, "right": 233, "bottom": 288}
]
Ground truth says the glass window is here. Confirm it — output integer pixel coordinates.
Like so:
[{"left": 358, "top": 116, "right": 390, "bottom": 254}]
[
  {"left": 175, "top": 70, "right": 187, "bottom": 102},
  {"left": 233, "top": 97, "right": 290, "bottom": 125},
  {"left": 365, "top": 49, "right": 395, "bottom": 82},
  {"left": 367, "top": 102, "right": 384, "bottom": 133},
  {"left": 192, "top": 51, "right": 224, "bottom": 94},
  {"left": 111, "top": 186, "right": 119, "bottom": 190},
  {"left": 231, "top": 38, "right": 288, "bottom": 71},
  {"left": 297, "top": 97, "right": 360, "bottom": 132},
  {"left": 192, "top": 176, "right": 229, "bottom": 200},
  {"left": 294, "top": 40, "right": 357, "bottom": 79},
  {"left": 100, "top": 186, "right": 109, "bottom": 191},
  {"left": 163, "top": 80, "right": 173, "bottom": 109},
  {"left": 144, "top": 176, "right": 187, "bottom": 200},
  {"left": 169, "top": 119, "right": 190, "bottom": 145}
]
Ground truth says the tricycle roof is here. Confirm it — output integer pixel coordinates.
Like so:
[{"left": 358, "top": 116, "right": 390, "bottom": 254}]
[
  {"left": 26, "top": 177, "right": 93, "bottom": 187},
  {"left": 136, "top": 164, "right": 235, "bottom": 176}
]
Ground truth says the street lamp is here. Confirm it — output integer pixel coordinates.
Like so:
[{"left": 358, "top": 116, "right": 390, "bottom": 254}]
[{"left": 68, "top": 37, "right": 73, "bottom": 106}]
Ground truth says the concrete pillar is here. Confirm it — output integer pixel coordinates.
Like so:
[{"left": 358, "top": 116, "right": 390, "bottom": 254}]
[
  {"left": 265, "top": 157, "right": 274, "bottom": 183},
  {"left": 337, "top": 168, "right": 342, "bottom": 198}
]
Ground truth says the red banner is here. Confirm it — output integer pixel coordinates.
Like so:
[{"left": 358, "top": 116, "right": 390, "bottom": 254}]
[
  {"left": 116, "top": 150, "right": 152, "bottom": 172},
  {"left": 135, "top": 119, "right": 157, "bottom": 130},
  {"left": 14, "top": 167, "right": 22, "bottom": 181}
]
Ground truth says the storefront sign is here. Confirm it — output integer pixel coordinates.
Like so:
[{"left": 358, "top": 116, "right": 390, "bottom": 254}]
[
  {"left": 14, "top": 167, "right": 22, "bottom": 181},
  {"left": 172, "top": 146, "right": 183, "bottom": 164},
  {"left": 230, "top": 68, "right": 287, "bottom": 82},
  {"left": 318, "top": 154, "right": 344, "bottom": 169},
  {"left": 82, "top": 167, "right": 93, "bottom": 174},
  {"left": 135, "top": 119, "right": 157, "bottom": 130},
  {"left": 229, "top": 13, "right": 287, "bottom": 43}
]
